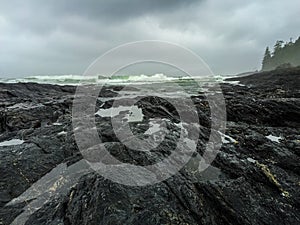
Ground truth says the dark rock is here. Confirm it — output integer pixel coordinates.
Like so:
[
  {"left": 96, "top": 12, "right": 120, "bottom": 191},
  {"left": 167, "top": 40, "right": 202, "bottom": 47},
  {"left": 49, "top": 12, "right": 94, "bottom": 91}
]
[{"left": 0, "top": 69, "right": 300, "bottom": 225}]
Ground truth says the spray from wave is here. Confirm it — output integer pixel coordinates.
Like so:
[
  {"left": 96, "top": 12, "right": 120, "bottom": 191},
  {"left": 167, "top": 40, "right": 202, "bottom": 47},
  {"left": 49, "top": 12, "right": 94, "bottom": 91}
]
[{"left": 0, "top": 73, "right": 224, "bottom": 85}]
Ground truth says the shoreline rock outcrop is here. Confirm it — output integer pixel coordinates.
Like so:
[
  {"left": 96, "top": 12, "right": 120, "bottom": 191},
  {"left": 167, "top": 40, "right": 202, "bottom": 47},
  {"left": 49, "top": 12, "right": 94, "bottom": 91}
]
[{"left": 0, "top": 68, "right": 299, "bottom": 224}]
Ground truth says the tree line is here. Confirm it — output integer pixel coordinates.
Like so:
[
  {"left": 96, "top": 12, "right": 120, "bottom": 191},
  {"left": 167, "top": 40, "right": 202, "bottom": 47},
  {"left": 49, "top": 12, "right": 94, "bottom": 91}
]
[{"left": 262, "top": 37, "right": 300, "bottom": 71}]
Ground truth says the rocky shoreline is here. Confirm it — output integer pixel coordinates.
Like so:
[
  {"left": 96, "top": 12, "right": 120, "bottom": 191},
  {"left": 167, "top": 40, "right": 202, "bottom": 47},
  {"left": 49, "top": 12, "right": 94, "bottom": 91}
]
[{"left": 0, "top": 68, "right": 300, "bottom": 225}]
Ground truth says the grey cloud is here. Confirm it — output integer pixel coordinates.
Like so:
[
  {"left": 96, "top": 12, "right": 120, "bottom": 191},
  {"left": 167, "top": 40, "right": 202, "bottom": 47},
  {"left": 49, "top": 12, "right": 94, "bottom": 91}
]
[
  {"left": 0, "top": 0, "right": 299, "bottom": 77},
  {"left": 54, "top": 0, "right": 200, "bottom": 20},
  {"left": 21, "top": 0, "right": 201, "bottom": 38},
  {"left": 1, "top": 0, "right": 201, "bottom": 27}
]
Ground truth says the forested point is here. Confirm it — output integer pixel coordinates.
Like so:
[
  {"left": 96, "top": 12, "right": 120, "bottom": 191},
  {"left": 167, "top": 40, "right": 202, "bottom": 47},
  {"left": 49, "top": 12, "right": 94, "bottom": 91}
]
[{"left": 262, "top": 37, "right": 300, "bottom": 71}]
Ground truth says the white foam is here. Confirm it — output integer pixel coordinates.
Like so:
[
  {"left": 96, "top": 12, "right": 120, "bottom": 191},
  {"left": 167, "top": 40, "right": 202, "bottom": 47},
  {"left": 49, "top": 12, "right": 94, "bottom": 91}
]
[
  {"left": 0, "top": 139, "right": 24, "bottom": 147},
  {"left": 26, "top": 74, "right": 93, "bottom": 80},
  {"left": 126, "top": 74, "right": 174, "bottom": 82},
  {"left": 2, "top": 73, "right": 222, "bottom": 86}
]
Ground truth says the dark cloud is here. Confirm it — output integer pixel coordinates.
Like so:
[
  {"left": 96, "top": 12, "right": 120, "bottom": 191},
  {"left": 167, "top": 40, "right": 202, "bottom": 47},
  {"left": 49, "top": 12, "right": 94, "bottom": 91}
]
[
  {"left": 1, "top": 0, "right": 201, "bottom": 27},
  {"left": 0, "top": 0, "right": 299, "bottom": 77},
  {"left": 55, "top": 0, "right": 200, "bottom": 21}
]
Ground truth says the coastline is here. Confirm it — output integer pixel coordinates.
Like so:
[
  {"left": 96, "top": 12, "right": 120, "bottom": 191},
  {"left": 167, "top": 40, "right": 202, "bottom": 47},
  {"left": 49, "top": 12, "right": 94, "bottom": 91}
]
[{"left": 0, "top": 69, "right": 300, "bottom": 224}]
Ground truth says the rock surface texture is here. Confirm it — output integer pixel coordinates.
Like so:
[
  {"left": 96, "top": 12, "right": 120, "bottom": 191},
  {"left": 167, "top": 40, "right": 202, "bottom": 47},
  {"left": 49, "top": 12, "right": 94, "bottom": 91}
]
[{"left": 0, "top": 68, "right": 300, "bottom": 225}]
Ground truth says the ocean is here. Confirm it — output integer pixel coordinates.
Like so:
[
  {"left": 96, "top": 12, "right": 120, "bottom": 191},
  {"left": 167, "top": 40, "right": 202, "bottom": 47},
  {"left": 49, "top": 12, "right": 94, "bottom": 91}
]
[{"left": 0, "top": 73, "right": 227, "bottom": 86}]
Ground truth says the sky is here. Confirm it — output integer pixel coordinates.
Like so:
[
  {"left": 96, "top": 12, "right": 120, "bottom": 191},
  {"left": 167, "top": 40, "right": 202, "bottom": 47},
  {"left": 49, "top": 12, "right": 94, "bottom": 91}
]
[{"left": 0, "top": 0, "right": 300, "bottom": 78}]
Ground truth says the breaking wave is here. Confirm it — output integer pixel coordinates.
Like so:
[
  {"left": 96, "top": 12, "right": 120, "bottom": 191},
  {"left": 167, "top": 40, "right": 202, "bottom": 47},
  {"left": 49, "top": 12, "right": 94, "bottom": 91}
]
[{"left": 0, "top": 73, "right": 222, "bottom": 85}]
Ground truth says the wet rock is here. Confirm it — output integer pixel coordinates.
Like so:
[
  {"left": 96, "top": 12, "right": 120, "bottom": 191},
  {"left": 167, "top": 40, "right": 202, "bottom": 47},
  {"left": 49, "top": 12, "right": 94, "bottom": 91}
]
[{"left": 0, "top": 69, "right": 300, "bottom": 224}]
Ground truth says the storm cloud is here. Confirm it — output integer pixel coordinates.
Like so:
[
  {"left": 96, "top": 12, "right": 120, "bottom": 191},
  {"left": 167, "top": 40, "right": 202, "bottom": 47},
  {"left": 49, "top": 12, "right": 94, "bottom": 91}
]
[{"left": 0, "top": 0, "right": 299, "bottom": 77}]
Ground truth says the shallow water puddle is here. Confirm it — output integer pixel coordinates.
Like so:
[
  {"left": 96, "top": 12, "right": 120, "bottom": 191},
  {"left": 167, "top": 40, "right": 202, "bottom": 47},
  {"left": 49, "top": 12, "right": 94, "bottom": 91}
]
[
  {"left": 144, "top": 119, "right": 169, "bottom": 135},
  {"left": 96, "top": 105, "right": 144, "bottom": 122},
  {"left": 145, "top": 122, "right": 161, "bottom": 135},
  {"left": 218, "top": 131, "right": 238, "bottom": 144},
  {"left": 58, "top": 131, "right": 67, "bottom": 136},
  {"left": 53, "top": 122, "right": 62, "bottom": 126},
  {"left": 266, "top": 134, "right": 282, "bottom": 143},
  {"left": 0, "top": 139, "right": 24, "bottom": 147}
]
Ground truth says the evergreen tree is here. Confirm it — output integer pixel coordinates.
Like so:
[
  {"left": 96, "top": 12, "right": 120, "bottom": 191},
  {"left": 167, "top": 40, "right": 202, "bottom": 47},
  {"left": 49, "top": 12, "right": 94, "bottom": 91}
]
[
  {"left": 262, "top": 47, "right": 272, "bottom": 71},
  {"left": 261, "top": 37, "right": 300, "bottom": 71},
  {"left": 273, "top": 40, "right": 284, "bottom": 54}
]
